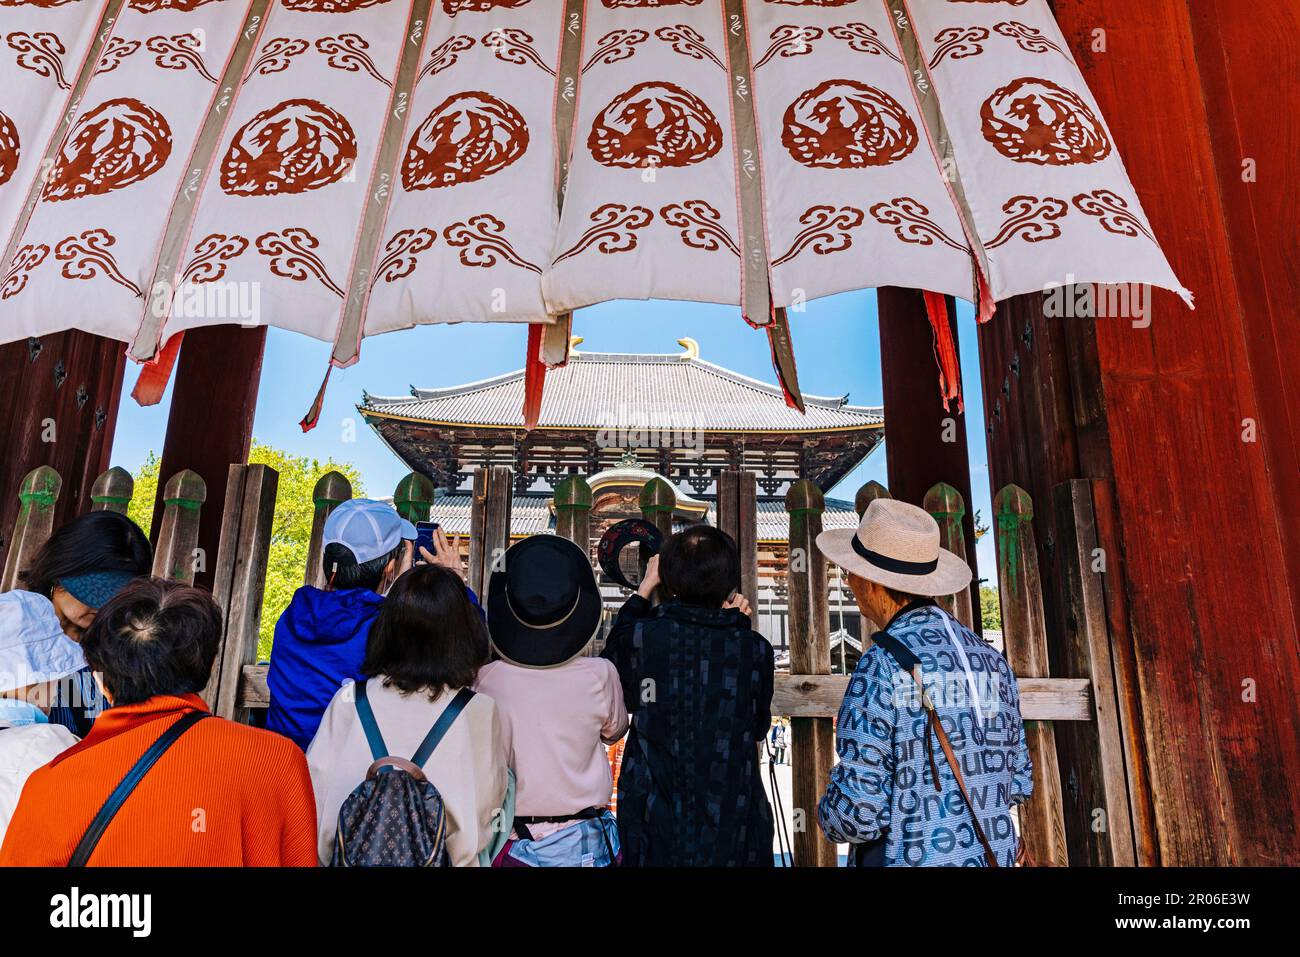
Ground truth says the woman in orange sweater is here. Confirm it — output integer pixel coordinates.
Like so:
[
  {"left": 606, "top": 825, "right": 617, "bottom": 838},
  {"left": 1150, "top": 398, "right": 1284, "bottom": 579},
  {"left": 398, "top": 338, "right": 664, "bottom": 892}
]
[{"left": 0, "top": 578, "right": 317, "bottom": 867}]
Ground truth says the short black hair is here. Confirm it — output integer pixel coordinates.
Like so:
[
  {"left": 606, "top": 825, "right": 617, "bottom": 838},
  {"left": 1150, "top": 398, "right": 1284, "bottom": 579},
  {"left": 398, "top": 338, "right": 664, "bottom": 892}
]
[
  {"left": 22, "top": 510, "right": 152, "bottom": 597},
  {"left": 363, "top": 564, "right": 488, "bottom": 699},
  {"left": 659, "top": 525, "right": 741, "bottom": 608},
  {"left": 322, "top": 542, "right": 402, "bottom": 592},
  {"left": 81, "top": 577, "right": 221, "bottom": 707}
]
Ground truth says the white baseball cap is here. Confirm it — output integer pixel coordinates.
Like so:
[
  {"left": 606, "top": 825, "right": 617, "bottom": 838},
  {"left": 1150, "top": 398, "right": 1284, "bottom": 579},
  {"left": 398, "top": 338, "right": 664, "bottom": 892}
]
[{"left": 323, "top": 499, "right": 417, "bottom": 565}]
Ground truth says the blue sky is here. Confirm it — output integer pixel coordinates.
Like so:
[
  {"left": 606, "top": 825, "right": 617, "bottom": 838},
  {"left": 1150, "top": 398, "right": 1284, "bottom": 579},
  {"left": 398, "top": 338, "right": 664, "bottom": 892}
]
[{"left": 110, "top": 293, "right": 995, "bottom": 585}]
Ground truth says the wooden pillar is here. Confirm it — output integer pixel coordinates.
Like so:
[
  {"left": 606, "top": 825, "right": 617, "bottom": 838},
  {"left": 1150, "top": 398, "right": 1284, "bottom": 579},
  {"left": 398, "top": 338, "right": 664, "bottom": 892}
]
[
  {"left": 305, "top": 471, "right": 352, "bottom": 588},
  {"left": 207, "top": 463, "right": 277, "bottom": 719},
  {"left": 468, "top": 466, "right": 512, "bottom": 597},
  {"left": 1, "top": 466, "right": 62, "bottom": 591},
  {"left": 784, "top": 479, "right": 837, "bottom": 867},
  {"left": 923, "top": 482, "right": 973, "bottom": 629},
  {"left": 152, "top": 326, "right": 266, "bottom": 593},
  {"left": 981, "top": 0, "right": 1300, "bottom": 865},
  {"left": 853, "top": 479, "right": 891, "bottom": 519},
  {"left": 716, "top": 469, "right": 758, "bottom": 613},
  {"left": 0, "top": 332, "right": 125, "bottom": 573},
  {"left": 637, "top": 477, "right": 675, "bottom": 539},
  {"left": 393, "top": 471, "right": 434, "bottom": 524},
  {"left": 553, "top": 475, "right": 593, "bottom": 553},
  {"left": 151, "top": 470, "right": 206, "bottom": 585},
  {"left": 90, "top": 467, "right": 134, "bottom": 515},
  {"left": 877, "top": 288, "right": 982, "bottom": 632},
  {"left": 993, "top": 485, "right": 1068, "bottom": 866}
]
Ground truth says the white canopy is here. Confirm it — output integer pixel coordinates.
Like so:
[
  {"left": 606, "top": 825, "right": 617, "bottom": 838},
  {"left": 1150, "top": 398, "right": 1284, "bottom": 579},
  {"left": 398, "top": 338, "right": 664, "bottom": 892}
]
[{"left": 0, "top": 0, "right": 1189, "bottom": 416}]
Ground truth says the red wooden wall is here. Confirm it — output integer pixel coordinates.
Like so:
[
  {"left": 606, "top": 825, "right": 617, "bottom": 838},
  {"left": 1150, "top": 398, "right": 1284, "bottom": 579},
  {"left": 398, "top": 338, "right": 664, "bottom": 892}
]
[{"left": 1041, "top": 0, "right": 1300, "bottom": 864}]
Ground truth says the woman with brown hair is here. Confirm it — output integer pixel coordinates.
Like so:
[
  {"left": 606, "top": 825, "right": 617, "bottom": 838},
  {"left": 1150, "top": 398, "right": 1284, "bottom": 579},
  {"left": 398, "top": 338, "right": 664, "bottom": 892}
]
[{"left": 306, "top": 564, "right": 509, "bottom": 866}]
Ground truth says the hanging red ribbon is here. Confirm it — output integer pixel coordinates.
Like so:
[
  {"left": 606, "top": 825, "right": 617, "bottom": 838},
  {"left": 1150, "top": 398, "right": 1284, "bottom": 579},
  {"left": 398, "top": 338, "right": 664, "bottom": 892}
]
[
  {"left": 299, "top": 363, "right": 333, "bottom": 433},
  {"left": 923, "top": 290, "right": 963, "bottom": 413},
  {"left": 522, "top": 322, "right": 546, "bottom": 431},
  {"left": 129, "top": 331, "right": 185, "bottom": 407}
]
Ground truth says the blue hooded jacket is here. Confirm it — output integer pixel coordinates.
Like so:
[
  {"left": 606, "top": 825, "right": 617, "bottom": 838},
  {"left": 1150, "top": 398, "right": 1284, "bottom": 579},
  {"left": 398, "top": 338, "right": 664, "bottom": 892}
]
[{"left": 265, "top": 586, "right": 384, "bottom": 751}]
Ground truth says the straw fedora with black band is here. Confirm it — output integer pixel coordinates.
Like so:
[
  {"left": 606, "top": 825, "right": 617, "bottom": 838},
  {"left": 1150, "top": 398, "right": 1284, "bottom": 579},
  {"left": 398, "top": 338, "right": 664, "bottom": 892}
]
[
  {"left": 486, "top": 535, "right": 604, "bottom": 668},
  {"left": 816, "top": 498, "right": 971, "bottom": 597}
]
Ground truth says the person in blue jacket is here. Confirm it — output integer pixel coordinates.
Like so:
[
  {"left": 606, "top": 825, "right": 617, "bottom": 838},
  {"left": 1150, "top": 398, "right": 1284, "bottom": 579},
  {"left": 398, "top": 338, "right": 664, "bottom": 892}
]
[{"left": 266, "top": 498, "right": 472, "bottom": 750}]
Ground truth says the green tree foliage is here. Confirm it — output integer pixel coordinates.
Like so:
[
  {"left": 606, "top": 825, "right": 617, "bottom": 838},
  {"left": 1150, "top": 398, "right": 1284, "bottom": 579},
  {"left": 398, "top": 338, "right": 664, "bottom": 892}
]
[
  {"left": 980, "top": 585, "right": 1002, "bottom": 633},
  {"left": 126, "top": 452, "right": 160, "bottom": 538},
  {"left": 130, "top": 443, "right": 365, "bottom": 661}
]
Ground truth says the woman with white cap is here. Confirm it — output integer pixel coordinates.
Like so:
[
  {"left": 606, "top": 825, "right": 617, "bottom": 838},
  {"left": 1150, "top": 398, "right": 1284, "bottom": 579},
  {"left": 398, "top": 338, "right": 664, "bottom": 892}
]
[
  {"left": 815, "top": 498, "right": 1033, "bottom": 867},
  {"left": 0, "top": 591, "right": 87, "bottom": 845}
]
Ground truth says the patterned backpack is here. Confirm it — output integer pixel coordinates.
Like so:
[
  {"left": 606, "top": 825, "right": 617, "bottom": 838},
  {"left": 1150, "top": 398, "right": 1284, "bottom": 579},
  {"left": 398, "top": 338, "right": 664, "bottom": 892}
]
[{"left": 331, "top": 680, "right": 475, "bottom": 867}]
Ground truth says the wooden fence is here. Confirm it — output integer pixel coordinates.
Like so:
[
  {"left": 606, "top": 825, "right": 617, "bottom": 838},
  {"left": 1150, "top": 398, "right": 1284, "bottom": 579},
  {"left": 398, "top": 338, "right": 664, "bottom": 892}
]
[{"left": 2, "top": 461, "right": 1121, "bottom": 867}]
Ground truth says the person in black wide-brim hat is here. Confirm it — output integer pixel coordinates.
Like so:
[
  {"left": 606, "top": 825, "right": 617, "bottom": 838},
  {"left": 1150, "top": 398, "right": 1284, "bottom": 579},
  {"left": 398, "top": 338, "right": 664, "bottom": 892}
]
[{"left": 476, "top": 535, "right": 629, "bottom": 866}]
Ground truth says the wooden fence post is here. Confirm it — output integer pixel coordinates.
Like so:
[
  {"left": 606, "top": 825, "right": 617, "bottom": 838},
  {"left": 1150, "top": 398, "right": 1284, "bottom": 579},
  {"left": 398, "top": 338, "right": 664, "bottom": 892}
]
[
  {"left": 994, "top": 484, "right": 1068, "bottom": 866},
  {"left": 305, "top": 471, "right": 352, "bottom": 588},
  {"left": 854, "top": 479, "right": 891, "bottom": 518},
  {"left": 393, "top": 471, "right": 434, "bottom": 524},
  {"left": 90, "top": 467, "right": 134, "bottom": 515},
  {"left": 1053, "top": 479, "right": 1137, "bottom": 866},
  {"left": 152, "top": 470, "right": 206, "bottom": 584},
  {"left": 785, "top": 479, "right": 838, "bottom": 867},
  {"left": 1, "top": 466, "right": 61, "bottom": 591},
  {"left": 205, "top": 464, "right": 278, "bottom": 720},
  {"left": 925, "top": 482, "right": 974, "bottom": 628},
  {"left": 716, "top": 469, "right": 758, "bottom": 613},
  {"left": 468, "top": 466, "right": 512, "bottom": 596},
  {"left": 553, "top": 475, "right": 593, "bottom": 552}
]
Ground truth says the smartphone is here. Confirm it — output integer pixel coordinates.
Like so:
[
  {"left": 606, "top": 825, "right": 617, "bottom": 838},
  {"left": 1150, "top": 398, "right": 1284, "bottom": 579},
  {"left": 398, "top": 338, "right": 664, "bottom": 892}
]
[{"left": 414, "top": 521, "right": 439, "bottom": 561}]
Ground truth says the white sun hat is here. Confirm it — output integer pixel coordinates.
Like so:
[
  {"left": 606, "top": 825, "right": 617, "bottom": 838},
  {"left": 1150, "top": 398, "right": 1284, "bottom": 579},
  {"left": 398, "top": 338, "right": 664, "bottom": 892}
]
[
  {"left": 0, "top": 591, "right": 86, "bottom": 695},
  {"left": 816, "top": 498, "right": 972, "bottom": 597}
]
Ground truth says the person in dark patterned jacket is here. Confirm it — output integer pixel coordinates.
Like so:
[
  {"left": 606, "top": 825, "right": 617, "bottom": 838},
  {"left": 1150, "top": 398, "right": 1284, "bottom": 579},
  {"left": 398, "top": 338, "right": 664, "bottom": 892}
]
[{"left": 602, "top": 526, "right": 775, "bottom": 867}]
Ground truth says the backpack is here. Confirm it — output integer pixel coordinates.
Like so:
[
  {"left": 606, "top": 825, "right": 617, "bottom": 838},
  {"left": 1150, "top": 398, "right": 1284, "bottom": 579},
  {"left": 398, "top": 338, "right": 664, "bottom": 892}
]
[{"left": 331, "top": 680, "right": 475, "bottom": 867}]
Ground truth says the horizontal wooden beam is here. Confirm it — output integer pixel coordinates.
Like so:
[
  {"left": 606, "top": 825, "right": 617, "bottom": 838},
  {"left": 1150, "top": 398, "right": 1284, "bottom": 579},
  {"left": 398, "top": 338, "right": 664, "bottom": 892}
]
[
  {"left": 772, "top": 674, "right": 1092, "bottom": 722},
  {"left": 238, "top": 665, "right": 1091, "bottom": 722}
]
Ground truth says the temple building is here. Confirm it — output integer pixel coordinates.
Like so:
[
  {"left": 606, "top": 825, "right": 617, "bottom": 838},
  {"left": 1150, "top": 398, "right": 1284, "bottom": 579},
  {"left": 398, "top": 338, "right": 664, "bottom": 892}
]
[{"left": 359, "top": 338, "right": 882, "bottom": 662}]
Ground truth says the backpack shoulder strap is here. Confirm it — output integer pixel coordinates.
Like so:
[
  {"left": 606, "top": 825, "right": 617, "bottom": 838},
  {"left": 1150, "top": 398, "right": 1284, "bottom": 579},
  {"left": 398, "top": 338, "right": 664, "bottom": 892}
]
[
  {"left": 68, "top": 710, "right": 209, "bottom": 867},
  {"left": 353, "top": 680, "right": 388, "bottom": 763},
  {"left": 871, "top": 629, "right": 919, "bottom": 673},
  {"left": 411, "top": 688, "right": 475, "bottom": 768}
]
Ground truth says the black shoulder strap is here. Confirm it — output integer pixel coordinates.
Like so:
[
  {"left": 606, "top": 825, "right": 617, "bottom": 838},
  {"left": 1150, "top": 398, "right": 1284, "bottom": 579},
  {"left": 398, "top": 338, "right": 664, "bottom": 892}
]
[
  {"left": 68, "top": 710, "right": 210, "bottom": 867},
  {"left": 411, "top": 688, "right": 475, "bottom": 767},
  {"left": 872, "top": 628, "right": 920, "bottom": 672}
]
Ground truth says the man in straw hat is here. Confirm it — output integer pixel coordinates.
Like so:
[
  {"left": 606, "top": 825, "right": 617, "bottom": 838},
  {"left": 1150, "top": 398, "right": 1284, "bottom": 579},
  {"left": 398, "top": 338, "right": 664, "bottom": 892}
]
[{"left": 815, "top": 498, "right": 1033, "bottom": 866}]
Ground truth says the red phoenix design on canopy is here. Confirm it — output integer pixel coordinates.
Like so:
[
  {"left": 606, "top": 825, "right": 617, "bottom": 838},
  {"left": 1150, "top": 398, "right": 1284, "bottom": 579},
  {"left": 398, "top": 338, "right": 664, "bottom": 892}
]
[
  {"left": 221, "top": 99, "right": 357, "bottom": 197},
  {"left": 44, "top": 99, "right": 173, "bottom": 202},
  {"left": 128, "top": 0, "right": 223, "bottom": 10},
  {"left": 981, "top": 77, "right": 1111, "bottom": 166},
  {"left": 782, "top": 80, "right": 917, "bottom": 169},
  {"left": 589, "top": 81, "right": 722, "bottom": 170},
  {"left": 402, "top": 92, "right": 530, "bottom": 191},
  {"left": 0, "top": 111, "right": 19, "bottom": 186},
  {"left": 444, "top": 0, "right": 530, "bottom": 14},
  {"left": 281, "top": 0, "right": 393, "bottom": 11},
  {"left": 601, "top": 0, "right": 702, "bottom": 7}
]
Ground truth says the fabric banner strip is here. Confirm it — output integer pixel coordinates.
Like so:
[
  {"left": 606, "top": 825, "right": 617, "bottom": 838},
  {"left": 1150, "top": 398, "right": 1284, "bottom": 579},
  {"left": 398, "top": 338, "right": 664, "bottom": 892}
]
[
  {"left": 886, "top": 0, "right": 994, "bottom": 321},
  {"left": 130, "top": 0, "right": 273, "bottom": 365},
  {"left": 0, "top": 0, "right": 127, "bottom": 279},
  {"left": 720, "top": 0, "right": 773, "bottom": 330},
  {"left": 522, "top": 0, "right": 586, "bottom": 428},
  {"left": 331, "top": 0, "right": 435, "bottom": 369}
]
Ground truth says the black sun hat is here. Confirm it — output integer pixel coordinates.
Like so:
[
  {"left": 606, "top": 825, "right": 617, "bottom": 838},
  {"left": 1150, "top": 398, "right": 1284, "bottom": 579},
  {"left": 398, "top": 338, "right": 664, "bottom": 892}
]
[
  {"left": 596, "top": 518, "right": 664, "bottom": 590},
  {"left": 486, "top": 535, "right": 603, "bottom": 668}
]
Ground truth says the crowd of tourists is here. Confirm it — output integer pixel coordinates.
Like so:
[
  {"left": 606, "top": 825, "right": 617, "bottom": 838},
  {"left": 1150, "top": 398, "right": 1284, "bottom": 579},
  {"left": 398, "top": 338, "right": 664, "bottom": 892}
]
[{"left": 0, "top": 492, "right": 1031, "bottom": 867}]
